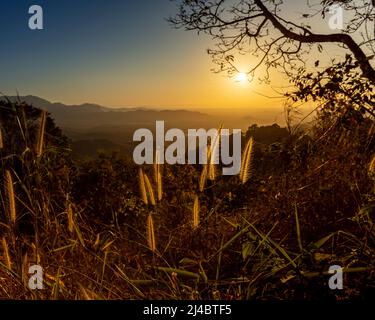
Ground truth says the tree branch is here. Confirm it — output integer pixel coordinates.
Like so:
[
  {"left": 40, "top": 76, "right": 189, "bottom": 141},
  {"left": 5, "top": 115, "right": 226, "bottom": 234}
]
[{"left": 254, "top": 0, "right": 375, "bottom": 84}]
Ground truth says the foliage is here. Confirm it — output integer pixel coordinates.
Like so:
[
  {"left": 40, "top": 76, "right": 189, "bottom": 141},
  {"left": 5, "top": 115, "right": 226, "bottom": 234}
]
[{"left": 0, "top": 99, "right": 373, "bottom": 300}]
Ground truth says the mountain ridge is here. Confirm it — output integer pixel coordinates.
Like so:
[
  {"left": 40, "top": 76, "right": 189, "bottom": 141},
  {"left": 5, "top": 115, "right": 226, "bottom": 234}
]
[
  {"left": 5, "top": 95, "right": 207, "bottom": 114},
  {"left": 4, "top": 95, "right": 210, "bottom": 130}
]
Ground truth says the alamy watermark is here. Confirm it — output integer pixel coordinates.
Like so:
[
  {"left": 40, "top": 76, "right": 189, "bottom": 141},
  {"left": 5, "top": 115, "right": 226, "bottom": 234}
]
[
  {"left": 28, "top": 264, "right": 43, "bottom": 290},
  {"left": 24, "top": 262, "right": 343, "bottom": 290},
  {"left": 28, "top": 5, "right": 44, "bottom": 30},
  {"left": 26, "top": 3, "right": 343, "bottom": 32},
  {"left": 133, "top": 121, "right": 242, "bottom": 176},
  {"left": 328, "top": 4, "right": 344, "bottom": 30},
  {"left": 328, "top": 265, "right": 343, "bottom": 290}
]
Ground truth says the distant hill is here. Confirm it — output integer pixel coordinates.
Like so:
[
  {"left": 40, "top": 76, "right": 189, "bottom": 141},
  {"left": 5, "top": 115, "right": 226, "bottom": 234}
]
[
  {"left": 3, "top": 96, "right": 220, "bottom": 155},
  {"left": 6, "top": 95, "right": 210, "bottom": 131},
  {"left": 3, "top": 95, "right": 300, "bottom": 157}
]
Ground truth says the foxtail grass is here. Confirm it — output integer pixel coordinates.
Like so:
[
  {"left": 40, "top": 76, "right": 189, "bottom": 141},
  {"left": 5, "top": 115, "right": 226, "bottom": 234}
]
[
  {"left": 208, "top": 144, "right": 217, "bottom": 181},
  {"left": 240, "top": 137, "right": 254, "bottom": 184},
  {"left": 154, "top": 149, "right": 160, "bottom": 179},
  {"left": 199, "top": 165, "right": 208, "bottom": 192},
  {"left": 139, "top": 168, "right": 148, "bottom": 205},
  {"left": 208, "top": 126, "right": 222, "bottom": 181},
  {"left": 4, "top": 170, "right": 16, "bottom": 225},
  {"left": 199, "top": 142, "right": 211, "bottom": 191},
  {"left": 144, "top": 173, "right": 156, "bottom": 206},
  {"left": 146, "top": 214, "right": 156, "bottom": 252},
  {"left": 157, "top": 171, "right": 163, "bottom": 202},
  {"left": 203, "top": 125, "right": 223, "bottom": 184},
  {"left": 208, "top": 164, "right": 216, "bottom": 181},
  {"left": 36, "top": 110, "right": 46, "bottom": 157},
  {"left": 154, "top": 150, "right": 163, "bottom": 201}
]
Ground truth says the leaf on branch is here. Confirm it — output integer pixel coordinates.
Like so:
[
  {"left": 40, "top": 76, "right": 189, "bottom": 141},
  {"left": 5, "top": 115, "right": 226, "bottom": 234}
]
[{"left": 225, "top": 55, "right": 234, "bottom": 62}]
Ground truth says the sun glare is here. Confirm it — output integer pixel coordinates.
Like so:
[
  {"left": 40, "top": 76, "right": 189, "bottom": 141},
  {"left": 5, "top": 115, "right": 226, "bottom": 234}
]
[{"left": 235, "top": 72, "right": 248, "bottom": 83}]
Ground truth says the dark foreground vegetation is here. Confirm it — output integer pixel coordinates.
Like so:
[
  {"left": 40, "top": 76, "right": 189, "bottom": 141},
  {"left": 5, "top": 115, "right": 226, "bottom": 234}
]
[{"left": 0, "top": 92, "right": 374, "bottom": 300}]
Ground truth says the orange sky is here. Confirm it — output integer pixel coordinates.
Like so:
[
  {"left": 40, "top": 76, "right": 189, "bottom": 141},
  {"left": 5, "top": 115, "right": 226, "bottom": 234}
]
[{"left": 0, "top": 0, "right": 341, "bottom": 117}]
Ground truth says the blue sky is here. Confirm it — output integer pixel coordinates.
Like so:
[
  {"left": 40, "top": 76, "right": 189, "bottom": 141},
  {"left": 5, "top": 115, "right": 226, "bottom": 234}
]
[
  {"left": 0, "top": 0, "right": 340, "bottom": 111},
  {"left": 0, "top": 0, "right": 214, "bottom": 106}
]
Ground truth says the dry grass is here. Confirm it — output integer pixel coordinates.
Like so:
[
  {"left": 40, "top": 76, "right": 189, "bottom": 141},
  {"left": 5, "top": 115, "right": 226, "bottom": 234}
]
[
  {"left": 36, "top": 110, "right": 46, "bottom": 157},
  {"left": 146, "top": 214, "right": 157, "bottom": 252},
  {"left": 144, "top": 173, "right": 156, "bottom": 206},
  {"left": 1, "top": 238, "right": 12, "bottom": 270},
  {"left": 192, "top": 195, "right": 200, "bottom": 229},
  {"left": 4, "top": 170, "right": 16, "bottom": 225},
  {"left": 240, "top": 136, "right": 253, "bottom": 184},
  {"left": 0, "top": 127, "right": 3, "bottom": 150},
  {"left": 67, "top": 202, "right": 74, "bottom": 234},
  {"left": 139, "top": 168, "right": 148, "bottom": 205},
  {"left": 0, "top": 100, "right": 373, "bottom": 300}
]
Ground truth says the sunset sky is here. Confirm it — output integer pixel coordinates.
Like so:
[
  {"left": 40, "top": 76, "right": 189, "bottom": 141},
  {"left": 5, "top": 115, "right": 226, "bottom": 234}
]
[{"left": 0, "top": 0, "right": 341, "bottom": 112}]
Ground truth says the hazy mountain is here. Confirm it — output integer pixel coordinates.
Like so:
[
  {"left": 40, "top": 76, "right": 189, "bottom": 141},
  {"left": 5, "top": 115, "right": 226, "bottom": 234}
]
[
  {"left": 3, "top": 96, "right": 222, "bottom": 155},
  {"left": 6, "top": 95, "right": 211, "bottom": 130},
  {"left": 2, "top": 95, "right": 314, "bottom": 157},
  {"left": 3, "top": 95, "right": 297, "bottom": 156}
]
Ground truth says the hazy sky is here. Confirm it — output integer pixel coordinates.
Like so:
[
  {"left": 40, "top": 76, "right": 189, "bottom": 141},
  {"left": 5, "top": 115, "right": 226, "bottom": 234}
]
[{"left": 0, "top": 0, "right": 342, "bottom": 111}]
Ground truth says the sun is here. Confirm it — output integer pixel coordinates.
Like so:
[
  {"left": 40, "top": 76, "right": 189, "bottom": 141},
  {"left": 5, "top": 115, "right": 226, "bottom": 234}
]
[{"left": 235, "top": 72, "right": 248, "bottom": 83}]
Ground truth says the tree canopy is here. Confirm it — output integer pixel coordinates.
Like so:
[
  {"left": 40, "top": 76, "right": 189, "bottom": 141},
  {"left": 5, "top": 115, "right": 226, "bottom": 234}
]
[{"left": 171, "top": 1, "right": 374, "bottom": 81}]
